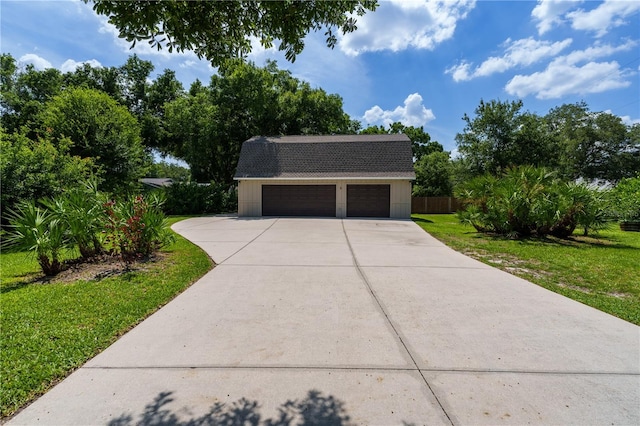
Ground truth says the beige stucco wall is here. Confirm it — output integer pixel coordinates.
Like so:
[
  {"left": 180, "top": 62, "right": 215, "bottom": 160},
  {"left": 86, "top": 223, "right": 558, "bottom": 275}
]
[{"left": 237, "top": 179, "right": 412, "bottom": 218}]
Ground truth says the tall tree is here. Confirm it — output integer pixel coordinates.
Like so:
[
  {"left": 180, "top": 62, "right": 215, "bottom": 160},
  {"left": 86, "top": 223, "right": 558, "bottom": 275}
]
[
  {"left": 360, "top": 122, "right": 442, "bottom": 161},
  {"left": 85, "top": 1, "right": 377, "bottom": 65},
  {"left": 118, "top": 54, "right": 154, "bottom": 116},
  {"left": 164, "top": 91, "right": 220, "bottom": 183},
  {"left": 164, "top": 60, "right": 355, "bottom": 184},
  {"left": 1, "top": 54, "right": 63, "bottom": 135},
  {"left": 62, "top": 62, "right": 122, "bottom": 101},
  {"left": 145, "top": 161, "right": 190, "bottom": 182},
  {"left": 141, "top": 68, "right": 184, "bottom": 150},
  {"left": 413, "top": 151, "right": 453, "bottom": 197},
  {"left": 40, "top": 87, "right": 148, "bottom": 194},
  {"left": 546, "top": 102, "right": 639, "bottom": 182},
  {"left": 455, "top": 99, "right": 559, "bottom": 177}
]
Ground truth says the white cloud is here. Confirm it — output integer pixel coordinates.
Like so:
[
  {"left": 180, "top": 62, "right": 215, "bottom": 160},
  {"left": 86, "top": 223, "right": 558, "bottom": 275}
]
[
  {"left": 363, "top": 93, "right": 435, "bottom": 127},
  {"left": 602, "top": 110, "right": 640, "bottom": 126},
  {"left": 531, "top": 0, "right": 583, "bottom": 35},
  {"left": 339, "top": 0, "right": 475, "bottom": 55},
  {"left": 560, "top": 39, "right": 638, "bottom": 63},
  {"left": 446, "top": 61, "right": 472, "bottom": 82},
  {"left": 446, "top": 37, "right": 572, "bottom": 81},
  {"left": 179, "top": 60, "right": 197, "bottom": 69},
  {"left": 617, "top": 114, "right": 640, "bottom": 126},
  {"left": 246, "top": 36, "right": 281, "bottom": 62},
  {"left": 506, "top": 61, "right": 629, "bottom": 99},
  {"left": 18, "top": 53, "right": 52, "bottom": 70},
  {"left": 60, "top": 59, "right": 102, "bottom": 73},
  {"left": 568, "top": 0, "right": 640, "bottom": 37},
  {"left": 505, "top": 40, "right": 638, "bottom": 99}
]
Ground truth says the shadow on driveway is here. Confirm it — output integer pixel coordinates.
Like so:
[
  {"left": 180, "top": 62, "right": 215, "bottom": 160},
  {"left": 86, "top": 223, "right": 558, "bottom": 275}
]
[{"left": 108, "top": 389, "right": 353, "bottom": 426}]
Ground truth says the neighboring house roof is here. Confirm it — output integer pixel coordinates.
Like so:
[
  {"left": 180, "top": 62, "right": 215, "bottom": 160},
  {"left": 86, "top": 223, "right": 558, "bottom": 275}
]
[
  {"left": 234, "top": 134, "right": 416, "bottom": 180},
  {"left": 140, "top": 178, "right": 173, "bottom": 188}
]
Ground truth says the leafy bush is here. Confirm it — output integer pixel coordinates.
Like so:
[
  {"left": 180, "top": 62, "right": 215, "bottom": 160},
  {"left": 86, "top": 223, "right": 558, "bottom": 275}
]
[
  {"left": 412, "top": 151, "right": 453, "bottom": 196},
  {"left": 456, "top": 166, "right": 608, "bottom": 238},
  {"left": 40, "top": 87, "right": 148, "bottom": 195},
  {"left": 609, "top": 174, "right": 640, "bottom": 222},
  {"left": 0, "top": 129, "right": 93, "bottom": 225},
  {"left": 103, "top": 193, "right": 174, "bottom": 263},
  {"left": 162, "top": 182, "right": 237, "bottom": 215},
  {"left": 42, "top": 179, "right": 106, "bottom": 259},
  {"left": 5, "top": 201, "right": 69, "bottom": 275}
]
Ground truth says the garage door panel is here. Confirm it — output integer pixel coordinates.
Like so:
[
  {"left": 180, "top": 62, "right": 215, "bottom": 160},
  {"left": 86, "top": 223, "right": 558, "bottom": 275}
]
[
  {"left": 347, "top": 185, "right": 390, "bottom": 218},
  {"left": 262, "top": 185, "right": 336, "bottom": 217}
]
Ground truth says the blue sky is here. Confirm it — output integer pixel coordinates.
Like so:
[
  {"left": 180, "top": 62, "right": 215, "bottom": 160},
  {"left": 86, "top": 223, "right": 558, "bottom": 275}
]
[{"left": 2, "top": 0, "right": 639, "bottom": 154}]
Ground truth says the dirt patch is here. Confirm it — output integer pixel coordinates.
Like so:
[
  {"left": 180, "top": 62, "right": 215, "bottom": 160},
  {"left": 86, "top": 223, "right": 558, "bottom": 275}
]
[
  {"left": 503, "top": 266, "right": 547, "bottom": 279},
  {"left": 35, "top": 253, "right": 168, "bottom": 284},
  {"left": 556, "top": 282, "right": 632, "bottom": 299},
  {"left": 461, "top": 250, "right": 550, "bottom": 280}
]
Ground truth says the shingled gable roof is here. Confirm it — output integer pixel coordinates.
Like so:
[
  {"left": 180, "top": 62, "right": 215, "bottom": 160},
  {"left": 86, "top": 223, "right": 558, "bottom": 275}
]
[{"left": 234, "top": 134, "right": 416, "bottom": 180}]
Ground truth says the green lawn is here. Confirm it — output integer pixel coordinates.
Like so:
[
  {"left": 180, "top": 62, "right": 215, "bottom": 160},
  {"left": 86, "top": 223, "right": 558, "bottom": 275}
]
[
  {"left": 413, "top": 214, "right": 640, "bottom": 326},
  {"left": 0, "top": 217, "right": 213, "bottom": 419}
]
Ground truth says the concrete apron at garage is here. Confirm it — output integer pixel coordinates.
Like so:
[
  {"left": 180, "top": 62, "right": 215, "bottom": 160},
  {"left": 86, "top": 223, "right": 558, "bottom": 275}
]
[{"left": 9, "top": 217, "right": 640, "bottom": 425}]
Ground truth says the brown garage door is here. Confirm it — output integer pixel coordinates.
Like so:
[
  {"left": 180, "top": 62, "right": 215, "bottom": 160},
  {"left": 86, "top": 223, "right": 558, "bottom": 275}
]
[
  {"left": 347, "top": 184, "right": 390, "bottom": 217},
  {"left": 262, "top": 185, "right": 336, "bottom": 217}
]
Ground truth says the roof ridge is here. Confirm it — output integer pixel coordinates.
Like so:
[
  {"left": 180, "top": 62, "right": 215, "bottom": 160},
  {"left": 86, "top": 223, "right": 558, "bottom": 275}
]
[{"left": 246, "top": 134, "right": 410, "bottom": 143}]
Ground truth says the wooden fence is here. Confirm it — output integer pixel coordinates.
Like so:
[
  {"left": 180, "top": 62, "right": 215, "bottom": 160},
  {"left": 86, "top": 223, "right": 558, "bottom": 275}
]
[{"left": 411, "top": 197, "right": 461, "bottom": 214}]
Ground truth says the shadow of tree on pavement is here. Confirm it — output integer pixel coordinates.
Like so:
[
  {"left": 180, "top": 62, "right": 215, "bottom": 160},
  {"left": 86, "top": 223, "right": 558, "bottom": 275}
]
[{"left": 107, "top": 389, "right": 352, "bottom": 426}]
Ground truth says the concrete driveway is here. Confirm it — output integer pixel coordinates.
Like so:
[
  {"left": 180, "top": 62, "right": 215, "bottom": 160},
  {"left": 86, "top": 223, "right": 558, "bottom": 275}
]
[{"left": 9, "top": 217, "right": 640, "bottom": 425}]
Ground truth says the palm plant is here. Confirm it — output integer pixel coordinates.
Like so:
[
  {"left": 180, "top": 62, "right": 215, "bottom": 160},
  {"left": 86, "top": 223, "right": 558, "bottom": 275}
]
[
  {"left": 5, "top": 201, "right": 69, "bottom": 275},
  {"left": 456, "top": 166, "right": 608, "bottom": 238},
  {"left": 42, "top": 181, "right": 105, "bottom": 259}
]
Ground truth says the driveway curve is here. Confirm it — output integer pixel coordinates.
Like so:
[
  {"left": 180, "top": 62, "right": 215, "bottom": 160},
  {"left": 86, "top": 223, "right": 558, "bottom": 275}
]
[{"left": 9, "top": 217, "right": 640, "bottom": 425}]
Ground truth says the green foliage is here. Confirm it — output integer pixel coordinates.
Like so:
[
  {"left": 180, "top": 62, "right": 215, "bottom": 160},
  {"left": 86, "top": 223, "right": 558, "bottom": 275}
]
[
  {"left": 564, "top": 182, "right": 610, "bottom": 236},
  {"left": 118, "top": 55, "right": 155, "bottom": 115},
  {"left": 164, "top": 91, "right": 220, "bottom": 182},
  {"left": 546, "top": 102, "right": 639, "bottom": 182},
  {"left": 145, "top": 160, "right": 190, "bottom": 182},
  {"left": 455, "top": 99, "right": 559, "bottom": 177},
  {"left": 164, "top": 60, "right": 354, "bottom": 184},
  {"left": 1, "top": 55, "right": 63, "bottom": 135},
  {"left": 40, "top": 87, "right": 149, "bottom": 194},
  {"left": 5, "top": 183, "right": 174, "bottom": 273},
  {"left": 456, "top": 166, "right": 608, "bottom": 238},
  {"left": 413, "top": 151, "right": 453, "bottom": 196},
  {"left": 609, "top": 174, "right": 640, "bottom": 222},
  {"left": 141, "top": 68, "right": 185, "bottom": 149},
  {"left": 62, "top": 62, "right": 122, "bottom": 100},
  {"left": 85, "top": 1, "right": 377, "bottom": 64},
  {"left": 455, "top": 99, "right": 639, "bottom": 183},
  {"left": 41, "top": 180, "right": 106, "bottom": 259},
  {"left": 102, "top": 193, "right": 174, "bottom": 263},
  {"left": 162, "top": 182, "right": 237, "bottom": 215},
  {"left": 0, "top": 129, "right": 93, "bottom": 222},
  {"left": 4, "top": 201, "right": 69, "bottom": 275}
]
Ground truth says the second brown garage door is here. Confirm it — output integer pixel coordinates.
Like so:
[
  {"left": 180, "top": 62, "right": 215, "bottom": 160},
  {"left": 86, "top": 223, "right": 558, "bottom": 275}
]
[
  {"left": 347, "top": 184, "right": 390, "bottom": 217},
  {"left": 262, "top": 185, "right": 336, "bottom": 216}
]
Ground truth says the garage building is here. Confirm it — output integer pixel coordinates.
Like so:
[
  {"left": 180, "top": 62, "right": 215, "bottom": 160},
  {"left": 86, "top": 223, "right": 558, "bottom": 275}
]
[{"left": 234, "top": 134, "right": 415, "bottom": 218}]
